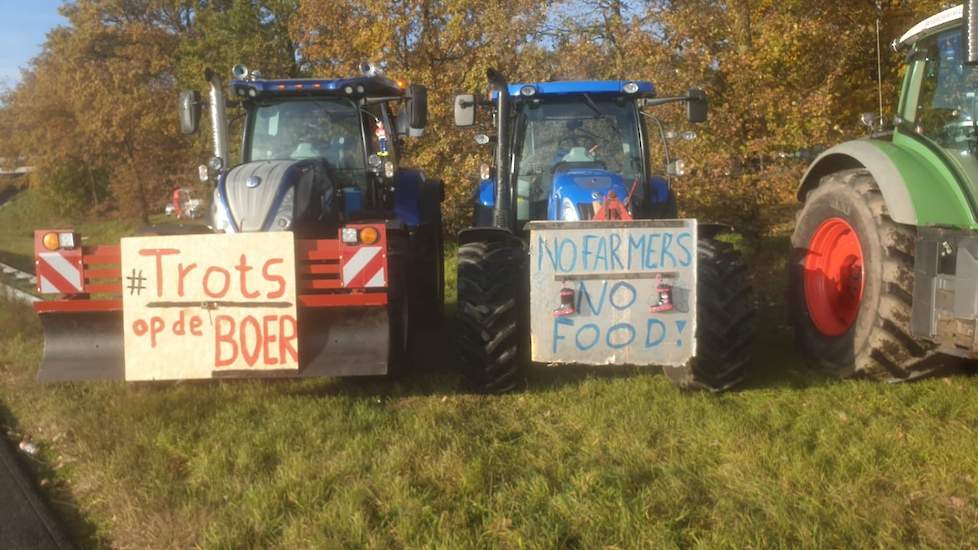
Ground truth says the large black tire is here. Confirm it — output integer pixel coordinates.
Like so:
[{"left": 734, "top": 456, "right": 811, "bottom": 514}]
[
  {"left": 790, "top": 169, "right": 949, "bottom": 380},
  {"left": 387, "top": 234, "right": 414, "bottom": 375},
  {"left": 412, "top": 217, "right": 444, "bottom": 328},
  {"left": 456, "top": 238, "right": 527, "bottom": 393},
  {"left": 664, "top": 237, "right": 756, "bottom": 391}
]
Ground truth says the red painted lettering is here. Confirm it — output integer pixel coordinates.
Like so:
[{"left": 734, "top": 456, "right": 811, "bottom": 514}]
[
  {"left": 278, "top": 315, "right": 298, "bottom": 363},
  {"left": 139, "top": 249, "right": 179, "bottom": 296},
  {"left": 149, "top": 316, "right": 164, "bottom": 348},
  {"left": 239, "top": 315, "right": 261, "bottom": 367},
  {"left": 203, "top": 266, "right": 231, "bottom": 298},
  {"left": 132, "top": 318, "right": 148, "bottom": 336},
  {"left": 214, "top": 315, "right": 237, "bottom": 367},
  {"left": 262, "top": 315, "right": 278, "bottom": 366},
  {"left": 189, "top": 315, "right": 202, "bottom": 336},
  {"left": 263, "top": 258, "right": 286, "bottom": 299},
  {"left": 172, "top": 310, "right": 186, "bottom": 335},
  {"left": 235, "top": 255, "right": 260, "bottom": 299},
  {"left": 177, "top": 263, "right": 197, "bottom": 297}
]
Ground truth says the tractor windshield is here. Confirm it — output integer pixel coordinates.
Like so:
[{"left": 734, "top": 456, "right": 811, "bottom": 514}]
[
  {"left": 512, "top": 96, "right": 644, "bottom": 220},
  {"left": 246, "top": 98, "right": 368, "bottom": 186}
]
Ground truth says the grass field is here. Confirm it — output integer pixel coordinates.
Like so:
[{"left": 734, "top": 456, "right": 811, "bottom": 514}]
[{"left": 1, "top": 198, "right": 978, "bottom": 548}]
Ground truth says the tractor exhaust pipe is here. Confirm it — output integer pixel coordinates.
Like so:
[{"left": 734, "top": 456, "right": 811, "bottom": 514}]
[
  {"left": 487, "top": 69, "right": 511, "bottom": 230},
  {"left": 205, "top": 68, "right": 230, "bottom": 165},
  {"left": 966, "top": 0, "right": 978, "bottom": 65}
]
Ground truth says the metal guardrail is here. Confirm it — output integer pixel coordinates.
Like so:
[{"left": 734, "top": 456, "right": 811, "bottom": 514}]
[{"left": 0, "top": 261, "right": 39, "bottom": 304}]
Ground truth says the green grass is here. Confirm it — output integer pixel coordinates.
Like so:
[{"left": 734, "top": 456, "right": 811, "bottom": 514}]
[
  {"left": 0, "top": 188, "right": 141, "bottom": 272},
  {"left": 2, "top": 229, "right": 978, "bottom": 548}
]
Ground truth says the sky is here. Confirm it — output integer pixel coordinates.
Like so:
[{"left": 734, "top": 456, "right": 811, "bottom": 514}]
[{"left": 0, "top": 0, "right": 67, "bottom": 89}]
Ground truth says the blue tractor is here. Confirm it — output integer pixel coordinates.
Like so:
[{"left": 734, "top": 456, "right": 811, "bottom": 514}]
[
  {"left": 453, "top": 70, "right": 756, "bottom": 392},
  {"left": 29, "top": 63, "right": 444, "bottom": 383}
]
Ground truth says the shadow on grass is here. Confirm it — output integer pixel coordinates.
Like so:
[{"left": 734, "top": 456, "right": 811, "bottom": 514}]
[
  {"left": 0, "top": 402, "right": 104, "bottom": 549},
  {"left": 0, "top": 250, "right": 34, "bottom": 274}
]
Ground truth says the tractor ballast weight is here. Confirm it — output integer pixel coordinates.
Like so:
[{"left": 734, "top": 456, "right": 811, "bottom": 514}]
[
  {"left": 453, "top": 70, "right": 755, "bottom": 393},
  {"left": 33, "top": 65, "right": 443, "bottom": 382},
  {"left": 792, "top": 1, "right": 978, "bottom": 380}
]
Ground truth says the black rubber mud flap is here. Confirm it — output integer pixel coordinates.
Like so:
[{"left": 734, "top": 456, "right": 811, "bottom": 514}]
[{"left": 37, "top": 311, "right": 124, "bottom": 381}]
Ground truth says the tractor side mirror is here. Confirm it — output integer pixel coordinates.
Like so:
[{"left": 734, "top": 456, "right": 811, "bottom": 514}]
[
  {"left": 966, "top": 0, "right": 978, "bottom": 65},
  {"left": 687, "top": 88, "right": 708, "bottom": 123},
  {"left": 178, "top": 90, "right": 201, "bottom": 135},
  {"left": 454, "top": 94, "right": 476, "bottom": 127},
  {"left": 408, "top": 84, "right": 428, "bottom": 135}
]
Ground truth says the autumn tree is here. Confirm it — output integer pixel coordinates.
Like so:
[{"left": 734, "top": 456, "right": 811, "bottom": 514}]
[{"left": 295, "top": 0, "right": 555, "bottom": 232}]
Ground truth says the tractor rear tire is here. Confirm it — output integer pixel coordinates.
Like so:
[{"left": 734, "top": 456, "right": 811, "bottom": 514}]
[
  {"left": 664, "top": 237, "right": 756, "bottom": 391},
  {"left": 790, "top": 169, "right": 949, "bottom": 380},
  {"left": 456, "top": 238, "right": 527, "bottom": 393}
]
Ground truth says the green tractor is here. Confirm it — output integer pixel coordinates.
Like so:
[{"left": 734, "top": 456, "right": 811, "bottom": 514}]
[{"left": 792, "top": 2, "right": 978, "bottom": 379}]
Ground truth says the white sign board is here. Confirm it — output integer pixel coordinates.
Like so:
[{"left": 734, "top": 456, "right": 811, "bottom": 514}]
[
  {"left": 529, "top": 220, "right": 697, "bottom": 366},
  {"left": 121, "top": 232, "right": 298, "bottom": 380}
]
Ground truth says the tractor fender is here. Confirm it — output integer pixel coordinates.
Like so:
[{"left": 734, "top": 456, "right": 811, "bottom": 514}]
[
  {"left": 798, "top": 140, "right": 917, "bottom": 225},
  {"left": 393, "top": 168, "right": 443, "bottom": 227}
]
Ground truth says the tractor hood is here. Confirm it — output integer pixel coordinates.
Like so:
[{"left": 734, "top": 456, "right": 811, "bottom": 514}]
[
  {"left": 212, "top": 159, "right": 337, "bottom": 233},
  {"left": 549, "top": 166, "right": 632, "bottom": 221}
]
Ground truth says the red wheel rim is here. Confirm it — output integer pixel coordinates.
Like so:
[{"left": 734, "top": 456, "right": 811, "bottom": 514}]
[{"left": 804, "top": 217, "right": 865, "bottom": 336}]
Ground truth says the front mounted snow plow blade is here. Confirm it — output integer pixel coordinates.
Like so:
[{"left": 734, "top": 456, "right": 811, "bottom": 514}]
[
  {"left": 32, "top": 229, "right": 393, "bottom": 382},
  {"left": 37, "top": 309, "right": 124, "bottom": 381},
  {"left": 34, "top": 307, "right": 390, "bottom": 381}
]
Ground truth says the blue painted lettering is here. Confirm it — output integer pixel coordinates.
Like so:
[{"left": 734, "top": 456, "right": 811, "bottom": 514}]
[
  {"left": 645, "top": 318, "right": 667, "bottom": 347},
  {"left": 577, "top": 280, "right": 608, "bottom": 316},
  {"left": 594, "top": 237, "right": 609, "bottom": 271},
  {"left": 581, "top": 235, "right": 598, "bottom": 271},
  {"left": 557, "top": 238, "right": 578, "bottom": 272},
  {"left": 576, "top": 323, "right": 600, "bottom": 351},
  {"left": 644, "top": 234, "right": 661, "bottom": 269},
  {"left": 553, "top": 317, "right": 573, "bottom": 353},
  {"left": 609, "top": 281, "right": 637, "bottom": 310},
  {"left": 676, "top": 232, "right": 693, "bottom": 267},
  {"left": 606, "top": 323, "right": 636, "bottom": 349},
  {"left": 609, "top": 233, "right": 624, "bottom": 270},
  {"left": 538, "top": 236, "right": 558, "bottom": 272},
  {"left": 660, "top": 232, "right": 677, "bottom": 268},
  {"left": 627, "top": 234, "right": 645, "bottom": 270}
]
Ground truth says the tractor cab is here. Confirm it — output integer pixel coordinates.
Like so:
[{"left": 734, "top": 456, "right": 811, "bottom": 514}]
[
  {"left": 457, "top": 77, "right": 705, "bottom": 231},
  {"left": 179, "top": 64, "right": 429, "bottom": 235}
]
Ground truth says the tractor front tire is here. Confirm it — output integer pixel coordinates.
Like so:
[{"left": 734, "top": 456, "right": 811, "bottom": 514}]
[
  {"left": 387, "top": 233, "right": 414, "bottom": 376},
  {"left": 456, "top": 238, "right": 527, "bottom": 393},
  {"left": 790, "top": 169, "right": 948, "bottom": 380},
  {"left": 664, "top": 237, "right": 756, "bottom": 391}
]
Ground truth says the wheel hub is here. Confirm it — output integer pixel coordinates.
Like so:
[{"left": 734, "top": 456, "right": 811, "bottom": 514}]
[{"left": 804, "top": 217, "right": 865, "bottom": 336}]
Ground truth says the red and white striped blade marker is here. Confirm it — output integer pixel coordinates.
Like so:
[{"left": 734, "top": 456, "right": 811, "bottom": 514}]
[
  {"left": 36, "top": 251, "right": 84, "bottom": 294},
  {"left": 341, "top": 246, "right": 386, "bottom": 288}
]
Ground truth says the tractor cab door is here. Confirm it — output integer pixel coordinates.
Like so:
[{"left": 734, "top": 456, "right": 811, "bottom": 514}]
[{"left": 899, "top": 27, "right": 978, "bottom": 206}]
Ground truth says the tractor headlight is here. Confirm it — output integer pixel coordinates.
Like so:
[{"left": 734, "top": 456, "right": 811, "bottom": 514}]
[
  {"left": 562, "top": 198, "right": 580, "bottom": 221},
  {"left": 271, "top": 186, "right": 295, "bottom": 231},
  {"left": 624, "top": 81, "right": 640, "bottom": 94}
]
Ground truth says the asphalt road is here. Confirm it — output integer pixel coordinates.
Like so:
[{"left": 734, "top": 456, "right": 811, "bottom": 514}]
[{"left": 0, "top": 436, "right": 73, "bottom": 549}]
